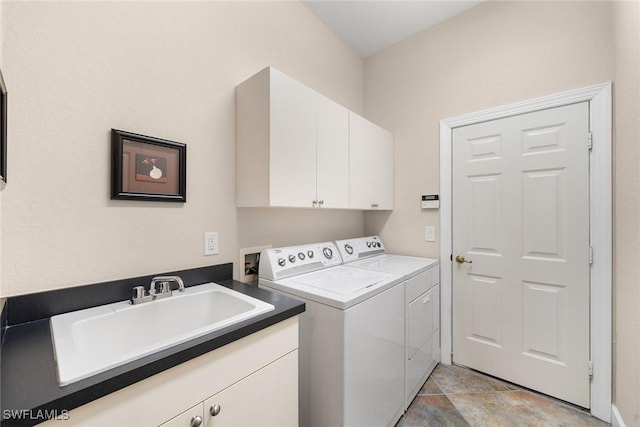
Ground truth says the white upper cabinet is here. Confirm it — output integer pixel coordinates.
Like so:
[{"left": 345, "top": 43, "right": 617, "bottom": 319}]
[
  {"left": 236, "top": 67, "right": 392, "bottom": 210},
  {"left": 316, "top": 94, "right": 350, "bottom": 208},
  {"left": 236, "top": 67, "right": 317, "bottom": 208},
  {"left": 269, "top": 69, "right": 318, "bottom": 207},
  {"left": 349, "top": 112, "right": 394, "bottom": 210}
]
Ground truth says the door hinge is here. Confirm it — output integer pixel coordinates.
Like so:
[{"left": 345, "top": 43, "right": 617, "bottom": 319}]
[
  {"left": 587, "top": 132, "right": 593, "bottom": 151},
  {"left": 588, "top": 360, "right": 593, "bottom": 378},
  {"left": 589, "top": 246, "right": 594, "bottom": 265}
]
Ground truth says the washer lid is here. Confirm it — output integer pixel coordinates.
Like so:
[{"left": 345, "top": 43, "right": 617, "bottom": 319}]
[
  {"left": 349, "top": 254, "right": 439, "bottom": 277},
  {"left": 266, "top": 265, "right": 403, "bottom": 309},
  {"left": 293, "top": 266, "right": 394, "bottom": 296}
]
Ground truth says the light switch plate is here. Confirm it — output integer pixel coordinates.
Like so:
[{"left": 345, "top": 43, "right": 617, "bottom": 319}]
[{"left": 425, "top": 226, "right": 436, "bottom": 242}]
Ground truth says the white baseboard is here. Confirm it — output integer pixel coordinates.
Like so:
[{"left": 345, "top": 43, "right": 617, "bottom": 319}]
[{"left": 612, "top": 404, "right": 627, "bottom": 427}]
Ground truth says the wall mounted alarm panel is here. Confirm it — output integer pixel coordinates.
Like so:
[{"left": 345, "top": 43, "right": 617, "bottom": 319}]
[{"left": 421, "top": 194, "right": 439, "bottom": 209}]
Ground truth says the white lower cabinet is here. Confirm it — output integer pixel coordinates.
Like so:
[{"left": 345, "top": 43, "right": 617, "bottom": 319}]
[
  {"left": 160, "top": 403, "right": 203, "bottom": 427},
  {"left": 161, "top": 350, "right": 298, "bottom": 427},
  {"left": 42, "top": 317, "right": 299, "bottom": 427}
]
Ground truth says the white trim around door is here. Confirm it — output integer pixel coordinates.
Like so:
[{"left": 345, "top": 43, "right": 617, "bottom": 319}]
[{"left": 439, "top": 82, "right": 612, "bottom": 422}]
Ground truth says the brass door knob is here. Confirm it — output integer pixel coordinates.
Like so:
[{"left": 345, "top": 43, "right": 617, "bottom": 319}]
[{"left": 455, "top": 255, "right": 472, "bottom": 264}]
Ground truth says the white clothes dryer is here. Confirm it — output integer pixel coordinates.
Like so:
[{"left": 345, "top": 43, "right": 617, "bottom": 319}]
[
  {"left": 259, "top": 241, "right": 405, "bottom": 427},
  {"left": 334, "top": 236, "right": 440, "bottom": 409}
]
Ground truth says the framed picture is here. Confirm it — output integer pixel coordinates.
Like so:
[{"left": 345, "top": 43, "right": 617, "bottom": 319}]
[
  {"left": 0, "top": 68, "right": 7, "bottom": 185},
  {"left": 111, "top": 129, "right": 186, "bottom": 202}
]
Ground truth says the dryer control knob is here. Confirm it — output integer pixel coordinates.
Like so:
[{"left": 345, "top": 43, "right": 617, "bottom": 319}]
[
  {"left": 322, "top": 247, "right": 333, "bottom": 259},
  {"left": 298, "top": 252, "right": 305, "bottom": 260},
  {"left": 288, "top": 255, "right": 296, "bottom": 263},
  {"left": 345, "top": 244, "right": 354, "bottom": 255},
  {"left": 277, "top": 258, "right": 286, "bottom": 267},
  {"left": 307, "top": 250, "right": 314, "bottom": 258},
  {"left": 366, "top": 242, "right": 372, "bottom": 248}
]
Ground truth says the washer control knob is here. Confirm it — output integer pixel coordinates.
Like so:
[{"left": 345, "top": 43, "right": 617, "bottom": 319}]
[
  {"left": 298, "top": 252, "right": 305, "bottom": 260},
  {"left": 377, "top": 242, "right": 381, "bottom": 248},
  {"left": 366, "top": 242, "right": 372, "bottom": 248},
  {"left": 288, "top": 254, "right": 296, "bottom": 263},
  {"left": 307, "top": 250, "right": 314, "bottom": 258},
  {"left": 345, "top": 244, "right": 354, "bottom": 255},
  {"left": 277, "top": 258, "right": 286, "bottom": 267},
  {"left": 322, "top": 247, "right": 333, "bottom": 259}
]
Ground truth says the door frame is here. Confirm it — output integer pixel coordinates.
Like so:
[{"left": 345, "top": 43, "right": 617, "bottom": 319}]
[{"left": 439, "top": 82, "right": 612, "bottom": 422}]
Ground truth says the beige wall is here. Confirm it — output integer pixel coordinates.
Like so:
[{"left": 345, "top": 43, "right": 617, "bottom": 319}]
[
  {"left": 613, "top": 1, "right": 640, "bottom": 425},
  {"left": 0, "top": 1, "right": 364, "bottom": 296},
  {"left": 364, "top": 0, "right": 640, "bottom": 424},
  {"left": 363, "top": 0, "right": 614, "bottom": 257}
]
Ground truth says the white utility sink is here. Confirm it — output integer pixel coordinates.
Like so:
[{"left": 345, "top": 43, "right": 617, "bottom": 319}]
[{"left": 50, "top": 282, "right": 275, "bottom": 386}]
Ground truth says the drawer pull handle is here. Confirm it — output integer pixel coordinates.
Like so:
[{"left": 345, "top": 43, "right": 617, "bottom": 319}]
[
  {"left": 423, "top": 297, "right": 430, "bottom": 305},
  {"left": 190, "top": 415, "right": 203, "bottom": 427}
]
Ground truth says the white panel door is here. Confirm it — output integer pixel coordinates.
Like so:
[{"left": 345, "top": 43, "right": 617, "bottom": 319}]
[
  {"left": 452, "top": 102, "right": 590, "bottom": 407},
  {"left": 269, "top": 69, "right": 317, "bottom": 207},
  {"left": 317, "top": 94, "right": 349, "bottom": 208}
]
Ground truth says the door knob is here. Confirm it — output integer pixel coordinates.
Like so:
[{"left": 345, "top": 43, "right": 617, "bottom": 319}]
[{"left": 455, "top": 255, "right": 472, "bottom": 264}]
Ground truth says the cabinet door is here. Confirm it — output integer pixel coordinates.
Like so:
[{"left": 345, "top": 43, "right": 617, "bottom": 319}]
[
  {"left": 204, "top": 350, "right": 298, "bottom": 427},
  {"left": 317, "top": 94, "right": 349, "bottom": 208},
  {"left": 159, "top": 403, "right": 204, "bottom": 427},
  {"left": 270, "top": 69, "right": 317, "bottom": 207},
  {"left": 349, "top": 112, "right": 394, "bottom": 210}
]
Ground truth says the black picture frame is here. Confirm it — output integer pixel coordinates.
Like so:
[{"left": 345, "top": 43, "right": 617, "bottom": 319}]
[
  {"left": 111, "top": 129, "right": 186, "bottom": 202},
  {"left": 0, "top": 68, "right": 7, "bottom": 184}
]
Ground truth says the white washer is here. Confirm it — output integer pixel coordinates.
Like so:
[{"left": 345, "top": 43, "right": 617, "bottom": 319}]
[
  {"left": 335, "top": 236, "right": 440, "bottom": 409},
  {"left": 259, "top": 242, "right": 405, "bottom": 427}
]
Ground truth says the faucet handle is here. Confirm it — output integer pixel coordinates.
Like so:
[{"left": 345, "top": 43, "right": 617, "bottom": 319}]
[
  {"left": 132, "top": 286, "right": 145, "bottom": 300},
  {"left": 161, "top": 281, "right": 172, "bottom": 294}
]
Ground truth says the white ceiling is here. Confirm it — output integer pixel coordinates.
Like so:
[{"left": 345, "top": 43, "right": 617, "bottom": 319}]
[{"left": 302, "top": 0, "right": 484, "bottom": 58}]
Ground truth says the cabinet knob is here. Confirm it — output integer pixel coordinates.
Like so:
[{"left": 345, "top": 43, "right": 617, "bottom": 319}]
[
  {"left": 318, "top": 200, "right": 324, "bottom": 205},
  {"left": 210, "top": 404, "right": 221, "bottom": 417},
  {"left": 190, "top": 415, "right": 203, "bottom": 427}
]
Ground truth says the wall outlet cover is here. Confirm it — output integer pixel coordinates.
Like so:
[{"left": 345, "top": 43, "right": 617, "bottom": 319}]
[{"left": 204, "top": 232, "right": 219, "bottom": 255}]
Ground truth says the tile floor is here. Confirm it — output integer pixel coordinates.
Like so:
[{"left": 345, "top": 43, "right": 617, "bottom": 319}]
[{"left": 396, "top": 364, "right": 610, "bottom": 427}]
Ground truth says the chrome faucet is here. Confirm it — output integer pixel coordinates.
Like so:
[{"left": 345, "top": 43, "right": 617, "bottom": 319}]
[{"left": 130, "top": 276, "right": 185, "bottom": 305}]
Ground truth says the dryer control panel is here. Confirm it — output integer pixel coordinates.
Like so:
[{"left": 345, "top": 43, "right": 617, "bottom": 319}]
[
  {"left": 259, "top": 242, "right": 342, "bottom": 281},
  {"left": 335, "top": 236, "right": 386, "bottom": 263}
]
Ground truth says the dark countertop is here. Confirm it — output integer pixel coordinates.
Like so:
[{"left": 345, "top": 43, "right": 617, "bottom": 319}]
[{"left": 0, "top": 276, "right": 304, "bottom": 426}]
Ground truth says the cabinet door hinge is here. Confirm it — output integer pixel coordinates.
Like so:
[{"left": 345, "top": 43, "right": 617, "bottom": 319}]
[
  {"left": 589, "top": 246, "right": 594, "bottom": 265},
  {"left": 588, "top": 360, "right": 594, "bottom": 378},
  {"left": 588, "top": 132, "right": 593, "bottom": 151}
]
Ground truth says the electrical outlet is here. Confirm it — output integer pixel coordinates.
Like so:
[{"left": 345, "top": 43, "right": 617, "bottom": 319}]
[
  {"left": 425, "top": 226, "right": 436, "bottom": 242},
  {"left": 204, "top": 232, "right": 219, "bottom": 255}
]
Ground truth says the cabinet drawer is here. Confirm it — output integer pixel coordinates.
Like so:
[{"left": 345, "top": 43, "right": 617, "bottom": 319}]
[{"left": 406, "top": 266, "right": 438, "bottom": 303}]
